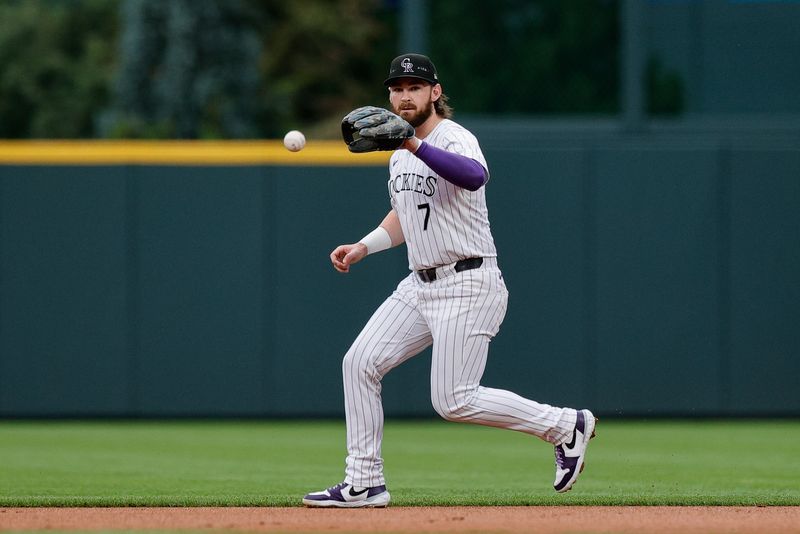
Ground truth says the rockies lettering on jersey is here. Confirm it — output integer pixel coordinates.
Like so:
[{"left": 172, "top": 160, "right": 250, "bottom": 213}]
[
  {"left": 388, "top": 119, "right": 498, "bottom": 270},
  {"left": 389, "top": 173, "right": 437, "bottom": 197}
]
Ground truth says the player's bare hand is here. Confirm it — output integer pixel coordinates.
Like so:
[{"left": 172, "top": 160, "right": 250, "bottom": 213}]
[{"left": 330, "top": 243, "right": 368, "bottom": 273}]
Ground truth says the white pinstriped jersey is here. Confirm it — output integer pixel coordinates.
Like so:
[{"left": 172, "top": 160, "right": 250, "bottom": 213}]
[{"left": 388, "top": 119, "right": 497, "bottom": 271}]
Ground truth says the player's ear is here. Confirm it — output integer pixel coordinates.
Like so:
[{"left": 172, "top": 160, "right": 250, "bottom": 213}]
[{"left": 431, "top": 83, "right": 442, "bottom": 102}]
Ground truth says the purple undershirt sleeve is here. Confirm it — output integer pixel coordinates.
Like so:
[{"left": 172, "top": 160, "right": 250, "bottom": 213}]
[{"left": 413, "top": 141, "right": 488, "bottom": 191}]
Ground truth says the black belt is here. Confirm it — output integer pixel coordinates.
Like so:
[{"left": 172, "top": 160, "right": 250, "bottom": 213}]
[{"left": 417, "top": 257, "right": 483, "bottom": 283}]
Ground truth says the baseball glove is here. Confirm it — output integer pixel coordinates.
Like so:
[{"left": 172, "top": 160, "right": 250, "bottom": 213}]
[{"left": 341, "top": 106, "right": 415, "bottom": 153}]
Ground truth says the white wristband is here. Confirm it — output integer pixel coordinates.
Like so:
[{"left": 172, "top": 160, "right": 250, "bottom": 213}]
[{"left": 359, "top": 226, "right": 392, "bottom": 255}]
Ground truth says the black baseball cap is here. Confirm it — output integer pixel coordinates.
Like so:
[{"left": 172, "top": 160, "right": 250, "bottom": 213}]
[{"left": 383, "top": 53, "right": 439, "bottom": 86}]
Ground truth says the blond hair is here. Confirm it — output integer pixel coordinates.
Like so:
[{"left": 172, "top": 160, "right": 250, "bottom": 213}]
[{"left": 434, "top": 91, "right": 453, "bottom": 119}]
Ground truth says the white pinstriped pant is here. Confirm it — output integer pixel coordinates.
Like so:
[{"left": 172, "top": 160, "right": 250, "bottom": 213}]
[{"left": 342, "top": 258, "right": 578, "bottom": 487}]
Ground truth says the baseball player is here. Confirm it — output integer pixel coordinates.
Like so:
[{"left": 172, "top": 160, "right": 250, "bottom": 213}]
[{"left": 303, "top": 54, "right": 596, "bottom": 508}]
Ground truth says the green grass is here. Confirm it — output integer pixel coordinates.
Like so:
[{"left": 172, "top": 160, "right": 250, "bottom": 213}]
[{"left": 0, "top": 419, "right": 798, "bottom": 506}]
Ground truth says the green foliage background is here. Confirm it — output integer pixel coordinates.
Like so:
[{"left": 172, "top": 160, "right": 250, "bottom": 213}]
[
  {"left": 0, "top": 0, "right": 117, "bottom": 138},
  {"left": 0, "top": 0, "right": 679, "bottom": 139}
]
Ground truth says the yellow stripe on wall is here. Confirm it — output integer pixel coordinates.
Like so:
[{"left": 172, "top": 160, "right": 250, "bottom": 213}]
[{"left": 0, "top": 140, "right": 391, "bottom": 166}]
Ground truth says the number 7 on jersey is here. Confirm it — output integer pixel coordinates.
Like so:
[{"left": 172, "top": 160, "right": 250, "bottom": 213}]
[{"left": 417, "top": 203, "right": 430, "bottom": 231}]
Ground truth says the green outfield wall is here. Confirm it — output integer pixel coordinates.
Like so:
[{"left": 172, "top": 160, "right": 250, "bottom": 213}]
[{"left": 0, "top": 125, "right": 798, "bottom": 417}]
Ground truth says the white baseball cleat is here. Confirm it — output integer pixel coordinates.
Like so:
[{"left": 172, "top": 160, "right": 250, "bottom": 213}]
[
  {"left": 553, "top": 409, "right": 597, "bottom": 493},
  {"left": 302, "top": 481, "right": 391, "bottom": 508}
]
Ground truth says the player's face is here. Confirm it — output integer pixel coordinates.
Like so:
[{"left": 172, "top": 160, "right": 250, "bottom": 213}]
[{"left": 388, "top": 79, "right": 439, "bottom": 127}]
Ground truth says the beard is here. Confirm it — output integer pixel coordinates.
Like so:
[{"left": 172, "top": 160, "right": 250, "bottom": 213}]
[{"left": 397, "top": 102, "right": 434, "bottom": 127}]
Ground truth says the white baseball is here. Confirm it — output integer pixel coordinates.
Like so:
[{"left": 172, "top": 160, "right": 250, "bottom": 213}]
[{"left": 283, "top": 130, "right": 306, "bottom": 152}]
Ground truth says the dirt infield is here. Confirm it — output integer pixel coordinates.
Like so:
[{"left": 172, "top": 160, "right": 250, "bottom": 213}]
[{"left": 2, "top": 506, "right": 800, "bottom": 533}]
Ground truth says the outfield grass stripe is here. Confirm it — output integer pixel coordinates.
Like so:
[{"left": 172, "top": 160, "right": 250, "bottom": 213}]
[{"left": 0, "top": 420, "right": 798, "bottom": 506}]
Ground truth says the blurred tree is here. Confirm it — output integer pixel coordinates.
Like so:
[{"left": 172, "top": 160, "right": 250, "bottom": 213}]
[
  {"left": 106, "top": 0, "right": 393, "bottom": 139},
  {"left": 0, "top": 0, "right": 117, "bottom": 138},
  {"left": 0, "top": 0, "right": 683, "bottom": 139},
  {"left": 247, "top": 0, "right": 394, "bottom": 138},
  {"left": 106, "top": 0, "right": 262, "bottom": 138},
  {"left": 430, "top": 0, "right": 620, "bottom": 114}
]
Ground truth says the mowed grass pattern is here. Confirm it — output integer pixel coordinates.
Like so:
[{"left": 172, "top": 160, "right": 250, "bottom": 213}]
[{"left": 0, "top": 420, "right": 798, "bottom": 506}]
